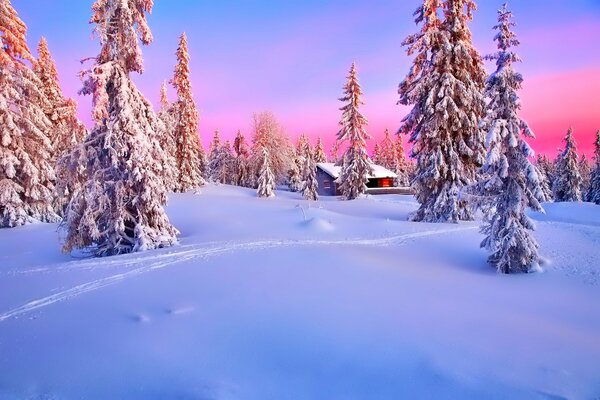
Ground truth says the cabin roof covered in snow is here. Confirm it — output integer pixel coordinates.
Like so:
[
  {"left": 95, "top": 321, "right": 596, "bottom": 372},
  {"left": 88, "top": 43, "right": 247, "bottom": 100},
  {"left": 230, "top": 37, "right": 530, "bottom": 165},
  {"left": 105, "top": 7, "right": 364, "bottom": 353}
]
[{"left": 316, "top": 163, "right": 397, "bottom": 179}]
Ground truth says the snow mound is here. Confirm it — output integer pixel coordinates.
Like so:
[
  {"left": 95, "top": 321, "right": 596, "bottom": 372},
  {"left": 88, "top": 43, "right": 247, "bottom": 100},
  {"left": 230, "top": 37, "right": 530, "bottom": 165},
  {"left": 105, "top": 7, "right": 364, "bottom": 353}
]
[{"left": 299, "top": 217, "right": 335, "bottom": 232}]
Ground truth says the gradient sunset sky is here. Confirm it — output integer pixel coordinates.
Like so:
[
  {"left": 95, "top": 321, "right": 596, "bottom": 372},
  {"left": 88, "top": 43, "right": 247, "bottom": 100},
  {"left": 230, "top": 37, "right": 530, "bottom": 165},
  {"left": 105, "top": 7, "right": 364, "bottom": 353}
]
[{"left": 18, "top": 0, "right": 600, "bottom": 156}]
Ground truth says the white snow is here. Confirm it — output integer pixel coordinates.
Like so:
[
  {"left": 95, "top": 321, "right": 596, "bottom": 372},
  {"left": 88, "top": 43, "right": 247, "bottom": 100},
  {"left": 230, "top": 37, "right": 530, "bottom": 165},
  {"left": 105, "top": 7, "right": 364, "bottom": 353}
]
[
  {"left": 0, "top": 184, "right": 599, "bottom": 399},
  {"left": 317, "top": 162, "right": 398, "bottom": 179}
]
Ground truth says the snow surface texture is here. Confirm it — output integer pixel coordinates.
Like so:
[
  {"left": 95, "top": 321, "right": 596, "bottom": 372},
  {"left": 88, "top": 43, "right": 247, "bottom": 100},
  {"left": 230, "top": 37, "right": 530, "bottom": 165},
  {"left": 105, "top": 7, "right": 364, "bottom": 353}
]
[{"left": 0, "top": 185, "right": 599, "bottom": 399}]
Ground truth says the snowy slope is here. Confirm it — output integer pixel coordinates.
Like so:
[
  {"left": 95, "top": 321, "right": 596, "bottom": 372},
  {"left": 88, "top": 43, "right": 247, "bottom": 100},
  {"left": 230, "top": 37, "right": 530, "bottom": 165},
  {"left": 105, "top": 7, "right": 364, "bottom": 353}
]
[{"left": 0, "top": 185, "right": 599, "bottom": 399}]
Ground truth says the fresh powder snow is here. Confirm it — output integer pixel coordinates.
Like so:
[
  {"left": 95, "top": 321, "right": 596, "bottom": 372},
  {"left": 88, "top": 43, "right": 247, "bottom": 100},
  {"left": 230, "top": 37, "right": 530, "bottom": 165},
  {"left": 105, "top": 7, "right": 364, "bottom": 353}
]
[{"left": 0, "top": 185, "right": 599, "bottom": 399}]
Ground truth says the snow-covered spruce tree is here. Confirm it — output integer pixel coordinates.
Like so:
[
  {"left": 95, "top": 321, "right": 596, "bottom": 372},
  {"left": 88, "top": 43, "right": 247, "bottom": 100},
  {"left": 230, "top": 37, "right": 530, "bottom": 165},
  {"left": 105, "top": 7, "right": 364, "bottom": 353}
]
[
  {"left": 232, "top": 130, "right": 251, "bottom": 187},
  {"left": 208, "top": 129, "right": 222, "bottom": 182},
  {"left": 35, "top": 37, "right": 89, "bottom": 214},
  {"left": 373, "top": 143, "right": 383, "bottom": 166},
  {"left": 479, "top": 4, "right": 545, "bottom": 274},
  {"left": 399, "top": 0, "right": 486, "bottom": 222},
  {"left": 170, "top": 33, "right": 206, "bottom": 192},
  {"left": 395, "top": 136, "right": 410, "bottom": 187},
  {"left": 257, "top": 147, "right": 275, "bottom": 198},
  {"left": 379, "top": 129, "right": 398, "bottom": 171},
  {"left": 587, "top": 130, "right": 600, "bottom": 204},
  {"left": 553, "top": 128, "right": 582, "bottom": 202},
  {"left": 579, "top": 154, "right": 591, "bottom": 197},
  {"left": 0, "top": 0, "right": 59, "bottom": 227},
  {"left": 208, "top": 131, "right": 232, "bottom": 184},
  {"left": 329, "top": 139, "right": 341, "bottom": 164},
  {"left": 301, "top": 142, "right": 318, "bottom": 201},
  {"left": 156, "top": 80, "right": 177, "bottom": 189},
  {"left": 535, "top": 155, "right": 553, "bottom": 202},
  {"left": 251, "top": 111, "right": 293, "bottom": 186},
  {"left": 336, "top": 62, "right": 374, "bottom": 200},
  {"left": 34, "top": 37, "right": 87, "bottom": 158},
  {"left": 314, "top": 137, "right": 327, "bottom": 163},
  {"left": 61, "top": 0, "right": 177, "bottom": 256}
]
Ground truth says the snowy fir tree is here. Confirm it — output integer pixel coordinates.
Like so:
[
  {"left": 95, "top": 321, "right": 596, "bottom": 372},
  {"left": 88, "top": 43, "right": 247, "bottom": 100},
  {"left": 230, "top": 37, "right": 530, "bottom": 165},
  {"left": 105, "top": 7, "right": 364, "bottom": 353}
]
[
  {"left": 301, "top": 142, "right": 318, "bottom": 201},
  {"left": 34, "top": 37, "right": 87, "bottom": 158},
  {"left": 156, "top": 80, "right": 177, "bottom": 188},
  {"left": 478, "top": 4, "right": 545, "bottom": 274},
  {"left": 336, "top": 62, "right": 373, "bottom": 200},
  {"left": 314, "top": 137, "right": 327, "bottom": 163},
  {"left": 395, "top": 136, "right": 411, "bottom": 187},
  {"left": 35, "top": 37, "right": 89, "bottom": 213},
  {"left": 61, "top": 0, "right": 178, "bottom": 256},
  {"left": 208, "top": 130, "right": 232, "bottom": 184},
  {"left": 170, "top": 33, "right": 206, "bottom": 192},
  {"left": 257, "top": 147, "right": 275, "bottom": 198},
  {"left": 373, "top": 143, "right": 383, "bottom": 166},
  {"left": 288, "top": 159, "right": 303, "bottom": 192},
  {"left": 208, "top": 129, "right": 222, "bottom": 182},
  {"left": 399, "top": 0, "right": 486, "bottom": 222},
  {"left": 251, "top": 111, "right": 293, "bottom": 184},
  {"left": 232, "top": 130, "right": 251, "bottom": 187},
  {"left": 378, "top": 129, "right": 398, "bottom": 171},
  {"left": 579, "top": 154, "right": 591, "bottom": 197},
  {"left": 535, "top": 155, "right": 553, "bottom": 202},
  {"left": 587, "top": 130, "right": 600, "bottom": 204},
  {"left": 553, "top": 128, "right": 582, "bottom": 202},
  {"left": 329, "top": 139, "right": 342, "bottom": 164},
  {"left": 0, "top": 0, "right": 59, "bottom": 227}
]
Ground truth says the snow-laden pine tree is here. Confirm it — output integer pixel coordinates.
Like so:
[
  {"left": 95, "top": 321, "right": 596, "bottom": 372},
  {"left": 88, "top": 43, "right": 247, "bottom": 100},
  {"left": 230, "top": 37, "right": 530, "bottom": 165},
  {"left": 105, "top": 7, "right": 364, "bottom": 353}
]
[
  {"left": 579, "top": 154, "right": 591, "bottom": 197},
  {"left": 232, "top": 130, "right": 251, "bottom": 187},
  {"left": 208, "top": 130, "right": 232, "bottom": 184},
  {"left": 395, "top": 136, "right": 410, "bottom": 187},
  {"left": 61, "top": 0, "right": 178, "bottom": 256},
  {"left": 156, "top": 80, "right": 177, "bottom": 189},
  {"left": 35, "top": 37, "right": 89, "bottom": 214},
  {"left": 535, "top": 155, "right": 553, "bottom": 202},
  {"left": 251, "top": 111, "right": 293, "bottom": 185},
  {"left": 329, "top": 139, "right": 341, "bottom": 164},
  {"left": 301, "top": 142, "right": 318, "bottom": 201},
  {"left": 208, "top": 129, "right": 222, "bottom": 182},
  {"left": 0, "top": 0, "right": 59, "bottom": 227},
  {"left": 478, "top": 4, "right": 545, "bottom": 274},
  {"left": 587, "top": 130, "right": 600, "bottom": 204},
  {"left": 314, "top": 137, "right": 327, "bottom": 163},
  {"left": 257, "top": 147, "right": 275, "bottom": 198},
  {"left": 170, "top": 33, "right": 206, "bottom": 192},
  {"left": 34, "top": 37, "right": 87, "bottom": 158},
  {"left": 399, "top": 0, "right": 486, "bottom": 222},
  {"left": 378, "top": 129, "right": 398, "bottom": 171},
  {"left": 336, "top": 62, "right": 373, "bottom": 200},
  {"left": 553, "top": 128, "right": 582, "bottom": 202},
  {"left": 373, "top": 143, "right": 383, "bottom": 166}
]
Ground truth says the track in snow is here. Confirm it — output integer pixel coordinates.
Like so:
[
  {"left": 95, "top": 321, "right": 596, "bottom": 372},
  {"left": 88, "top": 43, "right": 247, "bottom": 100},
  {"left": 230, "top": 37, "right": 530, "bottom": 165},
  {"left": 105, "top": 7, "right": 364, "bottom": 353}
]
[{"left": 0, "top": 226, "right": 476, "bottom": 323}]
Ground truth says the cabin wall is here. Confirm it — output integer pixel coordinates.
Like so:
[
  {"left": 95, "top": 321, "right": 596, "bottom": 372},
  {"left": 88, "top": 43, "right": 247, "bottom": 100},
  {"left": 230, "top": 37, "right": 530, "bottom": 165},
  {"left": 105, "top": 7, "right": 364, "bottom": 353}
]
[{"left": 316, "top": 169, "right": 337, "bottom": 196}]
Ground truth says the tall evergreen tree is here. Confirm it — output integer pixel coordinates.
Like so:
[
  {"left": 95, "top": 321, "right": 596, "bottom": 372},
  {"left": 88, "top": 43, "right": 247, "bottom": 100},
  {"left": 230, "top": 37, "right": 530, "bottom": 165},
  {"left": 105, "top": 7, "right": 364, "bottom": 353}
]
[
  {"left": 61, "top": 0, "right": 177, "bottom": 256},
  {"left": 587, "top": 130, "right": 600, "bottom": 204},
  {"left": 553, "top": 128, "right": 582, "bottom": 202},
  {"left": 170, "top": 33, "right": 206, "bottom": 192},
  {"left": 232, "top": 130, "right": 251, "bottom": 187},
  {"left": 329, "top": 139, "right": 341, "bottom": 164},
  {"left": 156, "top": 80, "right": 177, "bottom": 188},
  {"left": 35, "top": 37, "right": 88, "bottom": 213},
  {"left": 378, "top": 129, "right": 398, "bottom": 171},
  {"left": 34, "top": 37, "right": 87, "bottom": 158},
  {"left": 336, "top": 62, "right": 373, "bottom": 200},
  {"left": 579, "top": 154, "right": 591, "bottom": 197},
  {"left": 395, "top": 136, "right": 410, "bottom": 187},
  {"left": 399, "top": 0, "right": 486, "bottom": 222},
  {"left": 257, "top": 147, "right": 275, "bottom": 198},
  {"left": 301, "top": 142, "right": 318, "bottom": 201},
  {"left": 373, "top": 143, "right": 383, "bottom": 166},
  {"left": 314, "top": 137, "right": 327, "bottom": 163},
  {"left": 0, "top": 0, "right": 58, "bottom": 227},
  {"left": 208, "top": 130, "right": 232, "bottom": 184},
  {"left": 535, "top": 154, "right": 554, "bottom": 202},
  {"left": 479, "top": 4, "right": 544, "bottom": 274}
]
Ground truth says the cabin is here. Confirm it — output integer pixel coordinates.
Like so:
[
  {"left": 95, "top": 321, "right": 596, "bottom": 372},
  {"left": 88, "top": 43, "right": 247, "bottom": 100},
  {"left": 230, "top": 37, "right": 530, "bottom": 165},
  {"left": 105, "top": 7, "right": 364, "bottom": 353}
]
[{"left": 316, "top": 163, "right": 412, "bottom": 196}]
